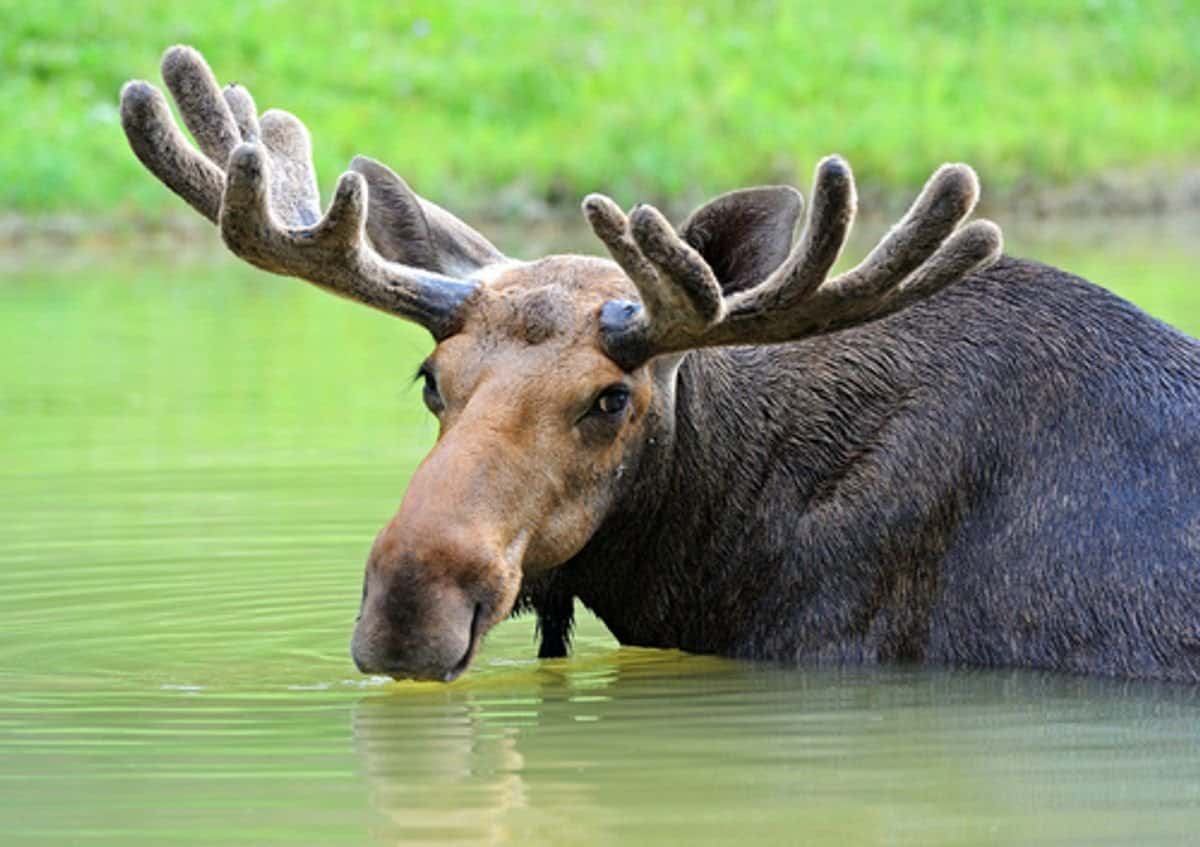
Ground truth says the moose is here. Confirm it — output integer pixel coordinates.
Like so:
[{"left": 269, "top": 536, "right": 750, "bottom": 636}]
[{"left": 121, "top": 47, "right": 1200, "bottom": 683}]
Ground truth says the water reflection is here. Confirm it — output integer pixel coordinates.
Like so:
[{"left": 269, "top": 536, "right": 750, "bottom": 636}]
[
  {"left": 351, "top": 648, "right": 719, "bottom": 845},
  {"left": 354, "top": 695, "right": 532, "bottom": 845},
  {"left": 351, "top": 649, "right": 1200, "bottom": 846}
]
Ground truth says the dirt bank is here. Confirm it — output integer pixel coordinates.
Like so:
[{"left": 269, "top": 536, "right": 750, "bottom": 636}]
[{"left": 3, "top": 165, "right": 1199, "bottom": 251}]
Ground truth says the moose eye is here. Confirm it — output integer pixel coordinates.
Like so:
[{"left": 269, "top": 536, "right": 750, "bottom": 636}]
[
  {"left": 417, "top": 366, "right": 443, "bottom": 414},
  {"left": 591, "top": 385, "right": 631, "bottom": 417}
]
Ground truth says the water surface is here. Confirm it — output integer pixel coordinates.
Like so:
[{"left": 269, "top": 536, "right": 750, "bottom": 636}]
[{"left": 2, "top": 218, "right": 1199, "bottom": 845}]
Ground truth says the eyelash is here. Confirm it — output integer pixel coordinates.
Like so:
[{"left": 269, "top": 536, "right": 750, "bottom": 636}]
[{"left": 417, "top": 366, "right": 443, "bottom": 413}]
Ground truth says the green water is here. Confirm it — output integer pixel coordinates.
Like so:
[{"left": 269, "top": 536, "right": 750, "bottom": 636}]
[{"left": 2, "top": 219, "right": 1199, "bottom": 845}]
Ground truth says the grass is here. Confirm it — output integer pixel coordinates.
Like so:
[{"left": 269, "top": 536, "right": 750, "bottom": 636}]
[{"left": 2, "top": 0, "right": 1199, "bottom": 220}]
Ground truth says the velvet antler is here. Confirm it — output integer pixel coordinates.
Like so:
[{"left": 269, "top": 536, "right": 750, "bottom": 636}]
[
  {"left": 585, "top": 156, "right": 1002, "bottom": 368},
  {"left": 120, "top": 46, "right": 480, "bottom": 339}
]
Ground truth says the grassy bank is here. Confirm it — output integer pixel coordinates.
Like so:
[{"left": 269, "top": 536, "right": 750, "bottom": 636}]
[{"left": 3, "top": 0, "right": 1199, "bottom": 220}]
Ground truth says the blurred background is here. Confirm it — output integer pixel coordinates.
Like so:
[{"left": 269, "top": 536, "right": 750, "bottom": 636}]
[
  {"left": 2, "top": 3, "right": 1200, "bottom": 845},
  {"left": 4, "top": 0, "right": 1200, "bottom": 225}
]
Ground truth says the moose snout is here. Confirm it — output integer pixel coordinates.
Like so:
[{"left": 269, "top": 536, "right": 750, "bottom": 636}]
[
  {"left": 350, "top": 579, "right": 482, "bottom": 682},
  {"left": 349, "top": 528, "right": 517, "bottom": 682}
]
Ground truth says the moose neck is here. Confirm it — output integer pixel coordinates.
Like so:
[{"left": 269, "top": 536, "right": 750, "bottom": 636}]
[{"left": 541, "top": 332, "right": 925, "bottom": 657}]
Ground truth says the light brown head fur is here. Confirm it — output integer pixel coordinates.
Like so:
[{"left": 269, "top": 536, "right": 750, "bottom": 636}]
[{"left": 352, "top": 256, "right": 659, "bottom": 680}]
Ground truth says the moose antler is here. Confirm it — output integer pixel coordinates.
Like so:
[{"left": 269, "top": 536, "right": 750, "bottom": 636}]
[
  {"left": 120, "top": 46, "right": 479, "bottom": 339},
  {"left": 584, "top": 156, "right": 1002, "bottom": 368}
]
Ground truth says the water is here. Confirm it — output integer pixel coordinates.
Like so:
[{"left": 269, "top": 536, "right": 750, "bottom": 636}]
[{"left": 2, "top": 218, "right": 1199, "bottom": 845}]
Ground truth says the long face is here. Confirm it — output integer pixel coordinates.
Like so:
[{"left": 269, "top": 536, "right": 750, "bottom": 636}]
[{"left": 350, "top": 256, "right": 656, "bottom": 681}]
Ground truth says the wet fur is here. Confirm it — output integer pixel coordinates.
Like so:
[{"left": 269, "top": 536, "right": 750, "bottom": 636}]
[{"left": 524, "top": 257, "right": 1200, "bottom": 681}]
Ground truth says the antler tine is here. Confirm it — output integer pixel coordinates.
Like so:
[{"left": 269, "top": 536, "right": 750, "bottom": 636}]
[
  {"left": 734, "top": 155, "right": 857, "bottom": 312},
  {"left": 859, "top": 218, "right": 1002, "bottom": 321},
  {"left": 583, "top": 194, "right": 665, "bottom": 307},
  {"left": 258, "top": 110, "right": 321, "bottom": 227},
  {"left": 120, "top": 45, "right": 480, "bottom": 339},
  {"left": 222, "top": 84, "right": 261, "bottom": 142},
  {"left": 120, "top": 79, "right": 224, "bottom": 223},
  {"left": 628, "top": 204, "right": 726, "bottom": 328},
  {"left": 161, "top": 45, "right": 241, "bottom": 168}
]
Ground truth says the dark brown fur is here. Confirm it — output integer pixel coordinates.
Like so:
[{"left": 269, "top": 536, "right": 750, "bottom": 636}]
[{"left": 523, "top": 257, "right": 1200, "bottom": 681}]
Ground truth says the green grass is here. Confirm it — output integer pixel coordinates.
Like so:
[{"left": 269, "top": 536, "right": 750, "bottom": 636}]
[{"left": 3, "top": 0, "right": 1199, "bottom": 220}]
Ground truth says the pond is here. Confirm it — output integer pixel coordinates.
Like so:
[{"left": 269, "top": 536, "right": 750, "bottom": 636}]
[{"left": 2, "top": 216, "right": 1199, "bottom": 845}]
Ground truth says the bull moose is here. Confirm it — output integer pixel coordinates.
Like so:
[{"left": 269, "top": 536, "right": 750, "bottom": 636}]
[{"left": 121, "top": 47, "right": 1200, "bottom": 683}]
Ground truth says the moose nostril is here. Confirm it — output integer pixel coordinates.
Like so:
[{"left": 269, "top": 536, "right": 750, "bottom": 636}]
[
  {"left": 355, "top": 580, "right": 367, "bottom": 623},
  {"left": 470, "top": 602, "right": 483, "bottom": 642},
  {"left": 444, "top": 602, "right": 485, "bottom": 683}
]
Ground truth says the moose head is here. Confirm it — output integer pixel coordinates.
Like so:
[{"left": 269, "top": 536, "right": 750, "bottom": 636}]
[{"left": 121, "top": 47, "right": 1001, "bottom": 681}]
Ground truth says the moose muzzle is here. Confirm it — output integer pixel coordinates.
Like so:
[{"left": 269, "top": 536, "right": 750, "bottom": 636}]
[{"left": 350, "top": 524, "right": 519, "bottom": 682}]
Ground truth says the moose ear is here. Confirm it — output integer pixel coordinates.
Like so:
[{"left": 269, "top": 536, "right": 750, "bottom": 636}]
[
  {"left": 349, "top": 156, "right": 506, "bottom": 276},
  {"left": 681, "top": 186, "right": 804, "bottom": 294}
]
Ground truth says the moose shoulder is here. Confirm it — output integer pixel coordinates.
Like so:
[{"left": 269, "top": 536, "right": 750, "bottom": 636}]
[{"left": 122, "top": 47, "right": 1200, "bottom": 683}]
